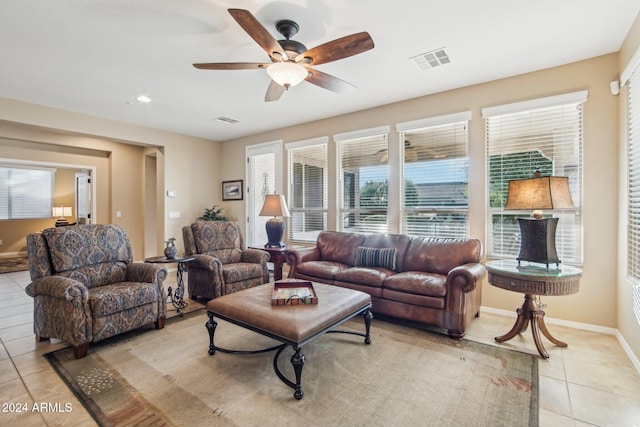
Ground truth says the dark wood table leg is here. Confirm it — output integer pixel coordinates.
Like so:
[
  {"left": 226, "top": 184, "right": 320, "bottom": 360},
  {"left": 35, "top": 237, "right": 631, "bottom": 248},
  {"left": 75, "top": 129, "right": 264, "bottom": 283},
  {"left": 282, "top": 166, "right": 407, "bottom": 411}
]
[{"left": 495, "top": 293, "right": 564, "bottom": 359}]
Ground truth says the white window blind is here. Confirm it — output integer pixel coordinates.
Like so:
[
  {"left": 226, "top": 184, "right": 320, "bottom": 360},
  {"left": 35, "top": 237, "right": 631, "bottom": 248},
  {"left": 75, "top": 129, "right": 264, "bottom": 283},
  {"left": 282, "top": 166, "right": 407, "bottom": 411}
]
[
  {"left": 626, "top": 62, "right": 640, "bottom": 325},
  {"left": 399, "top": 117, "right": 469, "bottom": 238},
  {"left": 484, "top": 95, "right": 584, "bottom": 264},
  {"left": 287, "top": 139, "right": 328, "bottom": 243},
  {"left": 0, "top": 165, "right": 54, "bottom": 219},
  {"left": 337, "top": 129, "right": 389, "bottom": 233}
]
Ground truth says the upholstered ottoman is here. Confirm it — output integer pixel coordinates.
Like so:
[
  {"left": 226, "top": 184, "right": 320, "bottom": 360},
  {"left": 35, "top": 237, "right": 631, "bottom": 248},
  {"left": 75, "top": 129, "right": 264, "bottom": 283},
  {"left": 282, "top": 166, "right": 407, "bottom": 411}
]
[{"left": 206, "top": 282, "right": 372, "bottom": 399}]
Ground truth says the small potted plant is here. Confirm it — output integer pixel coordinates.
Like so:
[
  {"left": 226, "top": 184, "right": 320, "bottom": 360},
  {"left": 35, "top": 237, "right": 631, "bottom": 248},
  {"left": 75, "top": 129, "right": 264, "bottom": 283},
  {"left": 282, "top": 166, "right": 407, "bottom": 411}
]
[{"left": 198, "top": 205, "right": 229, "bottom": 221}]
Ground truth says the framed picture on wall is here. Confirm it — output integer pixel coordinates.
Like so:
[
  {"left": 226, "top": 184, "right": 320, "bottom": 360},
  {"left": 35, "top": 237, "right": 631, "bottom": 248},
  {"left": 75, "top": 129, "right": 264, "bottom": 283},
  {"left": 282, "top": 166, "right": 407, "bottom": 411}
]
[{"left": 222, "top": 180, "right": 243, "bottom": 201}]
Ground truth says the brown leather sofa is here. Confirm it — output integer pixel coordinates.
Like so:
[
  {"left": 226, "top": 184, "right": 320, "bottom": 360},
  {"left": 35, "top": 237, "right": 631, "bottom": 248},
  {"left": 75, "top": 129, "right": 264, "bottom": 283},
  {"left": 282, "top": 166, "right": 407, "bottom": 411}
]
[{"left": 286, "top": 231, "right": 486, "bottom": 339}]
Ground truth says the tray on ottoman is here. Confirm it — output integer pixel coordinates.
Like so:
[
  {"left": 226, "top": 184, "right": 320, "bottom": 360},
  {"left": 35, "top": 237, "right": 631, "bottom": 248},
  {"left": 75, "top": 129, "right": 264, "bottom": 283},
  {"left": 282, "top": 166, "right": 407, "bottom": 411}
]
[{"left": 272, "top": 279, "right": 318, "bottom": 305}]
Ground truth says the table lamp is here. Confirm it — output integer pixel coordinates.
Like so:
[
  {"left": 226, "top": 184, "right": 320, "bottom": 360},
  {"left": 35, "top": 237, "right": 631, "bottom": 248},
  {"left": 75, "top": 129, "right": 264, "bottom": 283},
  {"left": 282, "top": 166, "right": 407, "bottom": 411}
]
[
  {"left": 505, "top": 173, "right": 574, "bottom": 267},
  {"left": 259, "top": 194, "right": 291, "bottom": 248},
  {"left": 52, "top": 206, "right": 73, "bottom": 227}
]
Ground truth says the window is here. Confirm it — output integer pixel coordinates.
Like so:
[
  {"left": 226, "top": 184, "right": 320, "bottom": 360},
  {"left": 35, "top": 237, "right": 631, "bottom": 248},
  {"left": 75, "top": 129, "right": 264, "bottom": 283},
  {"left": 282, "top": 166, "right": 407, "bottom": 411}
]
[
  {"left": 336, "top": 126, "right": 390, "bottom": 233},
  {"left": 0, "top": 165, "right": 54, "bottom": 219},
  {"left": 624, "top": 50, "right": 640, "bottom": 324},
  {"left": 397, "top": 112, "right": 470, "bottom": 238},
  {"left": 483, "top": 91, "right": 586, "bottom": 264},
  {"left": 286, "top": 137, "right": 328, "bottom": 243}
]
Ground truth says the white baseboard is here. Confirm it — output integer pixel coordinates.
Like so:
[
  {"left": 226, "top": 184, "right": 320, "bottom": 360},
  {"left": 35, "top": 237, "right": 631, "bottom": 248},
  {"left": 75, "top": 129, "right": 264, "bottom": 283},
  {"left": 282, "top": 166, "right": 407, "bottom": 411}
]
[{"left": 480, "top": 306, "right": 640, "bottom": 373}]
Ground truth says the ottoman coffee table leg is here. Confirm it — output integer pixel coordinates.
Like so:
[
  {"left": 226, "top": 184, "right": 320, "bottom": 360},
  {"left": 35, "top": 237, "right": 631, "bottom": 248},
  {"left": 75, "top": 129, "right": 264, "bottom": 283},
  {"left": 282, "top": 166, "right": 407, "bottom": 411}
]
[
  {"left": 206, "top": 312, "right": 218, "bottom": 355},
  {"left": 363, "top": 309, "right": 373, "bottom": 344},
  {"left": 291, "top": 346, "right": 305, "bottom": 400}
]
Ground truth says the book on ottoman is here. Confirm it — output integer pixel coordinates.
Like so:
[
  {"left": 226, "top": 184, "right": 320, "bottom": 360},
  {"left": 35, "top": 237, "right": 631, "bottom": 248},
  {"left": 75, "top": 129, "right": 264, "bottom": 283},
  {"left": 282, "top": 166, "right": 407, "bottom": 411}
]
[{"left": 272, "top": 280, "right": 318, "bottom": 305}]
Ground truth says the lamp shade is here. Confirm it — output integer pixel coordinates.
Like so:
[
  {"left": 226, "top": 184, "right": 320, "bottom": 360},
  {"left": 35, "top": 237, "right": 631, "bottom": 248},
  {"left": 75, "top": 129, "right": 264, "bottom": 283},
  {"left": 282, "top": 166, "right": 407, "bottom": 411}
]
[
  {"left": 52, "top": 206, "right": 72, "bottom": 217},
  {"left": 505, "top": 176, "right": 574, "bottom": 211},
  {"left": 259, "top": 194, "right": 291, "bottom": 217},
  {"left": 266, "top": 62, "right": 308, "bottom": 89}
]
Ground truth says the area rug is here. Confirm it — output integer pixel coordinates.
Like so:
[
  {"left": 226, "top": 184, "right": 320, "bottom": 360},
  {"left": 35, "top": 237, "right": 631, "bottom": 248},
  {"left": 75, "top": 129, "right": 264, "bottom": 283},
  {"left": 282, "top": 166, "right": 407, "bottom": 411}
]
[{"left": 46, "top": 312, "right": 538, "bottom": 426}]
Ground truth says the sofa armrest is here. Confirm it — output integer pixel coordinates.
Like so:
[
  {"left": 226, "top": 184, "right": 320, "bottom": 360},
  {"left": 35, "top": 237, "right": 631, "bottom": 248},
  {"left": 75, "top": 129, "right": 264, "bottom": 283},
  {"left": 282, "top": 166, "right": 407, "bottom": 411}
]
[
  {"left": 285, "top": 247, "right": 320, "bottom": 278},
  {"left": 242, "top": 248, "right": 270, "bottom": 265},
  {"left": 25, "top": 276, "right": 89, "bottom": 303},
  {"left": 446, "top": 263, "right": 487, "bottom": 293},
  {"left": 126, "top": 263, "right": 168, "bottom": 284}
]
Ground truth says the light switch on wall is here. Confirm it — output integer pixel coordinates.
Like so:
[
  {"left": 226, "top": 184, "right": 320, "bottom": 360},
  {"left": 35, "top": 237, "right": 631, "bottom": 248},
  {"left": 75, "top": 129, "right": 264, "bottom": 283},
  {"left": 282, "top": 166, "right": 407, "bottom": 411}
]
[
  {"left": 115, "top": 211, "right": 122, "bottom": 218},
  {"left": 167, "top": 190, "right": 177, "bottom": 198},
  {"left": 168, "top": 211, "right": 180, "bottom": 219}
]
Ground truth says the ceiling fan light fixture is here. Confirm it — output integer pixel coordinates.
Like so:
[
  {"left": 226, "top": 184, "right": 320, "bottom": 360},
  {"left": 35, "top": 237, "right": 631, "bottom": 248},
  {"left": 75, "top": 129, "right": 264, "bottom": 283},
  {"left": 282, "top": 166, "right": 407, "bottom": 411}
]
[{"left": 266, "top": 62, "right": 307, "bottom": 89}]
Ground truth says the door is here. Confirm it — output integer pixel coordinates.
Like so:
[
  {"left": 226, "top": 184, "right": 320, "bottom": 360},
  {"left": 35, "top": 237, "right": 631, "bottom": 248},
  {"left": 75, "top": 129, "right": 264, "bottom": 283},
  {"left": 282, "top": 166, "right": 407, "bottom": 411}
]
[{"left": 75, "top": 170, "right": 92, "bottom": 224}]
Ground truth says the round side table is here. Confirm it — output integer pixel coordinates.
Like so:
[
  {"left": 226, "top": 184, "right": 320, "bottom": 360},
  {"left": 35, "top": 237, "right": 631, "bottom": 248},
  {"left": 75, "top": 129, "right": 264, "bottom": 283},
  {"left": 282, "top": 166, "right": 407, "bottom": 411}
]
[
  {"left": 485, "top": 259, "right": 582, "bottom": 358},
  {"left": 145, "top": 255, "right": 195, "bottom": 316}
]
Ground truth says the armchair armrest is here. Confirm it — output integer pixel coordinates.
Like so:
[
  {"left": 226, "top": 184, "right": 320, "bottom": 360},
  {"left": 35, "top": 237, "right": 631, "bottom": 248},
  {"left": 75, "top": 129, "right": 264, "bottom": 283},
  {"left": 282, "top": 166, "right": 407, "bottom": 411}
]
[
  {"left": 242, "top": 248, "right": 270, "bottom": 264},
  {"left": 285, "top": 247, "right": 320, "bottom": 278},
  {"left": 126, "top": 263, "right": 168, "bottom": 283},
  {"left": 446, "top": 263, "right": 487, "bottom": 293},
  {"left": 25, "top": 276, "right": 89, "bottom": 303}
]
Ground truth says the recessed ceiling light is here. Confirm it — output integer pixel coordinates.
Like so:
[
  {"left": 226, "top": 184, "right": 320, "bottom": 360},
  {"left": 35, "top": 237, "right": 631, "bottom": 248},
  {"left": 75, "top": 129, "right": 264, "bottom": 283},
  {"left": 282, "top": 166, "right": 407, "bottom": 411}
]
[{"left": 136, "top": 95, "right": 151, "bottom": 103}]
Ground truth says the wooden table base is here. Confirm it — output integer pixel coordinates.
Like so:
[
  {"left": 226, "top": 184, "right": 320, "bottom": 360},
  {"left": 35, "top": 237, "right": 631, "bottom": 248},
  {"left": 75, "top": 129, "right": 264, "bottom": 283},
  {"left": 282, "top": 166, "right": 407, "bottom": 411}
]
[{"left": 495, "top": 293, "right": 567, "bottom": 359}]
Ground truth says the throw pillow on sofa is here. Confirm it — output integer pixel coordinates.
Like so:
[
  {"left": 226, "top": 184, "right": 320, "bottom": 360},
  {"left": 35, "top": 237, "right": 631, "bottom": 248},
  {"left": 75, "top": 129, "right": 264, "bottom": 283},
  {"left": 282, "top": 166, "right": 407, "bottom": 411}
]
[{"left": 355, "top": 246, "right": 397, "bottom": 271}]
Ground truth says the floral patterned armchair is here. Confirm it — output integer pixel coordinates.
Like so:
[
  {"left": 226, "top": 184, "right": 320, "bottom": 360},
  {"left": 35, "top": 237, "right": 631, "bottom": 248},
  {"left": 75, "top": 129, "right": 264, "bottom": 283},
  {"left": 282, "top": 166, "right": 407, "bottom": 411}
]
[
  {"left": 25, "top": 224, "right": 167, "bottom": 359},
  {"left": 182, "top": 221, "right": 270, "bottom": 300}
]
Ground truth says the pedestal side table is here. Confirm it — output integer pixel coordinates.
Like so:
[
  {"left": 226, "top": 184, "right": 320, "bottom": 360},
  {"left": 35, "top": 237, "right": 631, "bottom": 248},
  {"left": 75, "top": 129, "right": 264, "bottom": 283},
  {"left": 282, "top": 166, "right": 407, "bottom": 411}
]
[
  {"left": 145, "top": 255, "right": 195, "bottom": 316},
  {"left": 485, "top": 259, "right": 582, "bottom": 358},
  {"left": 249, "top": 245, "right": 306, "bottom": 281}
]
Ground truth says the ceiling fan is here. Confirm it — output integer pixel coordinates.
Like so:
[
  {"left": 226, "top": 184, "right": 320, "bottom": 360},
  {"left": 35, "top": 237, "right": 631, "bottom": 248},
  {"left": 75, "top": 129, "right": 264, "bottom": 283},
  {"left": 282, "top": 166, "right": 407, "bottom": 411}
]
[{"left": 193, "top": 8, "right": 375, "bottom": 102}]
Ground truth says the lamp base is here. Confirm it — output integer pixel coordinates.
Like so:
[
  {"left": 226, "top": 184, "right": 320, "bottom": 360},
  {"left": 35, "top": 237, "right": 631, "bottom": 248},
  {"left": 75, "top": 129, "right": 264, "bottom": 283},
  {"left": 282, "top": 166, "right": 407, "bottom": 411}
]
[
  {"left": 516, "top": 217, "right": 560, "bottom": 268},
  {"left": 265, "top": 217, "right": 286, "bottom": 248},
  {"left": 55, "top": 218, "right": 69, "bottom": 227}
]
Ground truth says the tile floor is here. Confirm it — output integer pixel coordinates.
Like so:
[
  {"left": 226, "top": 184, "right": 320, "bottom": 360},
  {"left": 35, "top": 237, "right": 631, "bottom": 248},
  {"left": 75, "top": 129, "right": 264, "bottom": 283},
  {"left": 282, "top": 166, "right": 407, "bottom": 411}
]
[{"left": 1, "top": 269, "right": 639, "bottom": 426}]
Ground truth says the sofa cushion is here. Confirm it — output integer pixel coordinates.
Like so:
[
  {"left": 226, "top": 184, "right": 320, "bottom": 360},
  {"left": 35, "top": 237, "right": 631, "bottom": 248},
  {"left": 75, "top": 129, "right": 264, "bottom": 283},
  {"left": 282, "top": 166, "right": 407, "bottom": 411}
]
[
  {"left": 383, "top": 271, "right": 447, "bottom": 297},
  {"left": 316, "top": 231, "right": 366, "bottom": 266},
  {"left": 296, "top": 260, "right": 350, "bottom": 280},
  {"left": 335, "top": 266, "right": 392, "bottom": 287},
  {"left": 43, "top": 224, "right": 132, "bottom": 273},
  {"left": 89, "top": 281, "right": 159, "bottom": 317},
  {"left": 57, "top": 262, "right": 128, "bottom": 289},
  {"left": 403, "top": 237, "right": 482, "bottom": 276},
  {"left": 355, "top": 247, "right": 397, "bottom": 271},
  {"left": 361, "top": 234, "right": 411, "bottom": 271},
  {"left": 191, "top": 221, "right": 243, "bottom": 256}
]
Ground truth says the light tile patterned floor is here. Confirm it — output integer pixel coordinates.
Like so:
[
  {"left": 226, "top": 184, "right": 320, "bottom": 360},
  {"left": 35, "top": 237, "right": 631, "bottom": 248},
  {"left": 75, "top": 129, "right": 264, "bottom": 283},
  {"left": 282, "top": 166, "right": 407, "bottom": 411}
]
[{"left": 1, "top": 269, "right": 639, "bottom": 426}]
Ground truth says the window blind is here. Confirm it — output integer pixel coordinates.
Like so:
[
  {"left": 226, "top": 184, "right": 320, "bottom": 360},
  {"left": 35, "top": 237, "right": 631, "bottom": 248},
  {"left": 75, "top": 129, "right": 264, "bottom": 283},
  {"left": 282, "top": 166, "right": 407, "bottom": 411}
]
[
  {"left": 287, "top": 141, "right": 328, "bottom": 243},
  {"left": 337, "top": 131, "right": 389, "bottom": 233},
  {"left": 626, "top": 63, "right": 640, "bottom": 325},
  {"left": 484, "top": 97, "right": 584, "bottom": 264},
  {"left": 0, "top": 165, "right": 54, "bottom": 219},
  {"left": 400, "top": 118, "right": 469, "bottom": 238}
]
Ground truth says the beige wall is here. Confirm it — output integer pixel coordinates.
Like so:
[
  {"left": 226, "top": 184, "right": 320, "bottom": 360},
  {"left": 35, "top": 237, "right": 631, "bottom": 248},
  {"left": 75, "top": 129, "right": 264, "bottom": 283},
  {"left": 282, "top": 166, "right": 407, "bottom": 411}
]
[
  {"left": 618, "top": 13, "right": 640, "bottom": 366},
  {"left": 0, "top": 99, "right": 221, "bottom": 260},
  {"left": 221, "top": 54, "right": 620, "bottom": 335}
]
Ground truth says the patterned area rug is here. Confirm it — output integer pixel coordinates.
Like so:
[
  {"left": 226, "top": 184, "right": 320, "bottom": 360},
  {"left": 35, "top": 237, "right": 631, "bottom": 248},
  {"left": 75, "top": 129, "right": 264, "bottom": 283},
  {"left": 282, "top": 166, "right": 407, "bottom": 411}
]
[{"left": 46, "top": 312, "right": 538, "bottom": 426}]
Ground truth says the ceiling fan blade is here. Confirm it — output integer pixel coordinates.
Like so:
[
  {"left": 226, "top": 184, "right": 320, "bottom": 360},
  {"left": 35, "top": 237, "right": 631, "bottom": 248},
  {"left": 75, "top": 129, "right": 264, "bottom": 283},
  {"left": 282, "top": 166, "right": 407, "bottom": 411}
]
[
  {"left": 265, "top": 80, "right": 286, "bottom": 102},
  {"left": 295, "top": 32, "right": 374, "bottom": 66},
  {"left": 305, "top": 68, "right": 356, "bottom": 93},
  {"left": 193, "top": 62, "right": 268, "bottom": 70},
  {"left": 228, "top": 9, "right": 287, "bottom": 61}
]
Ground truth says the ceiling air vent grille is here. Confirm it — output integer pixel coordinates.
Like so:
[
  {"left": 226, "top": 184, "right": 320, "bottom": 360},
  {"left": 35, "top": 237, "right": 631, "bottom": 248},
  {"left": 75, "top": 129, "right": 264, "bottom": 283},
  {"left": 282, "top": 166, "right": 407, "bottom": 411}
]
[
  {"left": 410, "top": 48, "right": 450, "bottom": 71},
  {"left": 214, "top": 116, "right": 239, "bottom": 125}
]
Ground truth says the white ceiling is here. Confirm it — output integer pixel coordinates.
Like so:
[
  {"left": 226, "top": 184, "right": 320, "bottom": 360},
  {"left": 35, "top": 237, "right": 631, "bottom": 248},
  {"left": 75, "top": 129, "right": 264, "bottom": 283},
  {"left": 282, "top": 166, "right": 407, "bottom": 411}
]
[{"left": 0, "top": 0, "right": 638, "bottom": 142}]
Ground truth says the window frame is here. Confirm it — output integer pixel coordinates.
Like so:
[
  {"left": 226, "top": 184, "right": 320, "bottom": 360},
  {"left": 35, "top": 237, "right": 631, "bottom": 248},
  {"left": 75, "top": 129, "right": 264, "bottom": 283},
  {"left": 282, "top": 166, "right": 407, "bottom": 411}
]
[{"left": 482, "top": 91, "right": 586, "bottom": 265}]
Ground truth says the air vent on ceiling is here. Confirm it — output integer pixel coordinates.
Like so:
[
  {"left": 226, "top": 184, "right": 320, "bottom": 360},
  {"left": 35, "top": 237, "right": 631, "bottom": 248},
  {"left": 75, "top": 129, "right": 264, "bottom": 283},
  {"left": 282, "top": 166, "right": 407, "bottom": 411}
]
[
  {"left": 214, "top": 116, "right": 239, "bottom": 125},
  {"left": 410, "top": 48, "right": 451, "bottom": 71}
]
